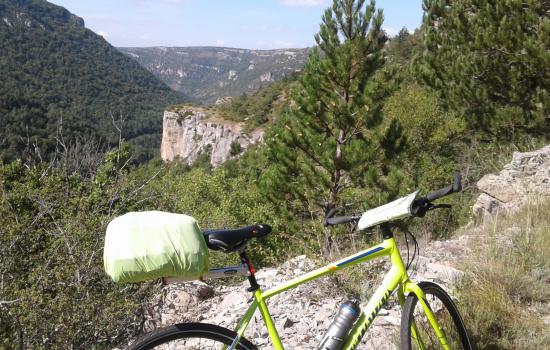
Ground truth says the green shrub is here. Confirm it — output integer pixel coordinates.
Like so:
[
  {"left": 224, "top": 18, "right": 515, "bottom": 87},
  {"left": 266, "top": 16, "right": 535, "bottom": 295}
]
[
  {"left": 217, "top": 79, "right": 292, "bottom": 131},
  {"left": 456, "top": 200, "right": 550, "bottom": 349},
  {"left": 229, "top": 141, "right": 242, "bottom": 156},
  {"left": 0, "top": 148, "right": 155, "bottom": 349}
]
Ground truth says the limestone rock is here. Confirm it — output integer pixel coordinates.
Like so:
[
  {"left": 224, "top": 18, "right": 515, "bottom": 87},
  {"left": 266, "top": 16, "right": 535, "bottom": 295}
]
[
  {"left": 473, "top": 145, "right": 550, "bottom": 221},
  {"left": 228, "top": 70, "right": 238, "bottom": 80},
  {"left": 260, "top": 72, "right": 274, "bottom": 82},
  {"left": 477, "top": 174, "right": 518, "bottom": 203},
  {"left": 215, "top": 96, "right": 233, "bottom": 106},
  {"left": 160, "top": 108, "right": 263, "bottom": 167}
]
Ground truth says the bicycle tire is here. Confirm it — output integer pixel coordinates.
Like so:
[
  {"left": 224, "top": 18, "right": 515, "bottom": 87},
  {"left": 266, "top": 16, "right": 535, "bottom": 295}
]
[
  {"left": 401, "top": 281, "right": 472, "bottom": 350},
  {"left": 127, "top": 322, "right": 258, "bottom": 350}
]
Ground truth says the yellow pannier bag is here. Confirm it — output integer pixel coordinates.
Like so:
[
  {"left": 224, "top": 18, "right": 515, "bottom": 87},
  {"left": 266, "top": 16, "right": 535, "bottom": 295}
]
[{"left": 103, "top": 211, "right": 209, "bottom": 283}]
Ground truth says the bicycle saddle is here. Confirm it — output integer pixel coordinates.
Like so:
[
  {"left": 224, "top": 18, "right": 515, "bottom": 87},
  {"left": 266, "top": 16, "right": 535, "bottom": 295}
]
[{"left": 203, "top": 224, "right": 272, "bottom": 252}]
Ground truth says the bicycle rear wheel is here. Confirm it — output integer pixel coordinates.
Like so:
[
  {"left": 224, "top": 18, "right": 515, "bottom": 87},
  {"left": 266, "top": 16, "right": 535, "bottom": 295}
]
[
  {"left": 127, "top": 323, "right": 258, "bottom": 350},
  {"left": 401, "top": 281, "right": 472, "bottom": 350}
]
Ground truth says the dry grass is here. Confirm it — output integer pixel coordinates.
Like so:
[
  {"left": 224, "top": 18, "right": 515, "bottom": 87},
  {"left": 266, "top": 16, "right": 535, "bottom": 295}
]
[{"left": 456, "top": 199, "right": 550, "bottom": 349}]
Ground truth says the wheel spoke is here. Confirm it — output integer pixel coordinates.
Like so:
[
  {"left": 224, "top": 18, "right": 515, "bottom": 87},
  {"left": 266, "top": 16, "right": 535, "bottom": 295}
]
[
  {"left": 401, "top": 282, "right": 471, "bottom": 350},
  {"left": 128, "top": 323, "right": 256, "bottom": 350}
]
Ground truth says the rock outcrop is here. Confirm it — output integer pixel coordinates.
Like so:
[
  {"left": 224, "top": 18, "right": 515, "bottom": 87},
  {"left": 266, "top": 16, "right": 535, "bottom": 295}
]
[
  {"left": 160, "top": 107, "right": 263, "bottom": 167},
  {"left": 473, "top": 145, "right": 550, "bottom": 221}
]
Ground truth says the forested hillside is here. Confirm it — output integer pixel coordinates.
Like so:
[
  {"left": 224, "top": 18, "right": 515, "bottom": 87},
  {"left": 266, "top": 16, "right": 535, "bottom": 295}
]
[
  {"left": 1, "top": 0, "right": 549, "bottom": 349},
  {"left": 0, "top": 0, "right": 184, "bottom": 162}
]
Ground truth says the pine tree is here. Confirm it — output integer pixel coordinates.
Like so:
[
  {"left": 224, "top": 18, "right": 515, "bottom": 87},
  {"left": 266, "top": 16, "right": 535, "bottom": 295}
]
[
  {"left": 416, "top": 0, "right": 550, "bottom": 135},
  {"left": 262, "top": 0, "right": 404, "bottom": 227}
]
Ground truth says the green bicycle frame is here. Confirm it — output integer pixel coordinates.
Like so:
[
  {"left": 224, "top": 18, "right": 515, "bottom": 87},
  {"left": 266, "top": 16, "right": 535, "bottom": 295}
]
[{"left": 226, "top": 236, "right": 451, "bottom": 350}]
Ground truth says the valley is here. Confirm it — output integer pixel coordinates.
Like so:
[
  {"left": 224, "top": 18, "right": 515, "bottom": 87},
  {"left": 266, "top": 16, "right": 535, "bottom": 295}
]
[{"left": 118, "top": 46, "right": 308, "bottom": 104}]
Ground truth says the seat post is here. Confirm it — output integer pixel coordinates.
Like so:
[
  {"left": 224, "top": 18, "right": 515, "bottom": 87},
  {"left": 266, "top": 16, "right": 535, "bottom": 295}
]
[{"left": 239, "top": 250, "right": 260, "bottom": 292}]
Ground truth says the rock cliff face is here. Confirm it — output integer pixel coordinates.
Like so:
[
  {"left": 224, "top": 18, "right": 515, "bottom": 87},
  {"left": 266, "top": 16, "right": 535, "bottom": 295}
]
[
  {"left": 160, "top": 108, "right": 263, "bottom": 166},
  {"left": 473, "top": 145, "right": 550, "bottom": 221}
]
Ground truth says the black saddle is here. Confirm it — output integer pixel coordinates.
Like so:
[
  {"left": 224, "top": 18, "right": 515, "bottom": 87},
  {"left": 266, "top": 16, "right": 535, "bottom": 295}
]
[{"left": 203, "top": 224, "right": 272, "bottom": 252}]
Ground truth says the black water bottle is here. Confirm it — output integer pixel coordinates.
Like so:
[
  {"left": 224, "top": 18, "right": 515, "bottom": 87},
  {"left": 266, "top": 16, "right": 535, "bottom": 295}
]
[{"left": 318, "top": 299, "right": 361, "bottom": 350}]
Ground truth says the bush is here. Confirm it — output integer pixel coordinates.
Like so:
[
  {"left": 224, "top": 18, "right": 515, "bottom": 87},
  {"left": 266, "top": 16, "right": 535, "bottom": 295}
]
[
  {"left": 217, "top": 79, "right": 292, "bottom": 131},
  {"left": 229, "top": 141, "right": 242, "bottom": 156},
  {"left": 0, "top": 140, "right": 308, "bottom": 348},
  {"left": 383, "top": 83, "right": 470, "bottom": 238},
  {"left": 456, "top": 200, "right": 550, "bottom": 349},
  {"left": 0, "top": 147, "right": 155, "bottom": 349}
]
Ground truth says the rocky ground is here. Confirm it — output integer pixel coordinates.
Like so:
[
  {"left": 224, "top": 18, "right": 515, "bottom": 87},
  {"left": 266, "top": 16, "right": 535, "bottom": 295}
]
[
  {"left": 140, "top": 238, "right": 469, "bottom": 350},
  {"left": 131, "top": 145, "right": 549, "bottom": 349}
]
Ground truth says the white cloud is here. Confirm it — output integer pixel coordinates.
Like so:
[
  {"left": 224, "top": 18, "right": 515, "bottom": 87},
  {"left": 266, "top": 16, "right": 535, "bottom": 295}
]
[
  {"left": 278, "top": 0, "right": 329, "bottom": 7},
  {"left": 215, "top": 39, "right": 225, "bottom": 46},
  {"left": 97, "top": 31, "right": 109, "bottom": 38}
]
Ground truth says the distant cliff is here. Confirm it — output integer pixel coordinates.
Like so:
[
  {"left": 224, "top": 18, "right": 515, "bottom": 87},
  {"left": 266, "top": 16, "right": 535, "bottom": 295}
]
[
  {"left": 118, "top": 46, "right": 308, "bottom": 103},
  {"left": 160, "top": 107, "right": 263, "bottom": 166}
]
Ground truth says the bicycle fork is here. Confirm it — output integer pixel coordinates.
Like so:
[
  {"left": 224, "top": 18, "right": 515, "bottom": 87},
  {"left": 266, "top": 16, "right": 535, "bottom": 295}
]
[{"left": 405, "top": 283, "right": 451, "bottom": 350}]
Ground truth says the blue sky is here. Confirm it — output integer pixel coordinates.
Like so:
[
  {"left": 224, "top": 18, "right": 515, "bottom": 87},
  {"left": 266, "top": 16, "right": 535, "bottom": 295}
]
[{"left": 48, "top": 0, "right": 423, "bottom": 49}]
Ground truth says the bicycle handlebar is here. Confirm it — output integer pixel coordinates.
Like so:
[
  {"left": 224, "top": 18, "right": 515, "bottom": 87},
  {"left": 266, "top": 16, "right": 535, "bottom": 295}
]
[
  {"left": 425, "top": 172, "right": 462, "bottom": 202},
  {"left": 325, "top": 172, "right": 463, "bottom": 226},
  {"left": 411, "top": 172, "right": 462, "bottom": 217},
  {"left": 325, "top": 214, "right": 361, "bottom": 226}
]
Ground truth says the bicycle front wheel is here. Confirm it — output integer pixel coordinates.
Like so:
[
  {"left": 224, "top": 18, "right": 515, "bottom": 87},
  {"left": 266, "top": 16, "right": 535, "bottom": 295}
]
[
  {"left": 401, "top": 281, "right": 472, "bottom": 350},
  {"left": 127, "top": 323, "right": 258, "bottom": 350}
]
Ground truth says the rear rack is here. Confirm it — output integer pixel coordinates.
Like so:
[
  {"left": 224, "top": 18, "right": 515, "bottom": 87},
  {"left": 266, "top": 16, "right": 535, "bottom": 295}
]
[{"left": 163, "top": 264, "right": 250, "bottom": 284}]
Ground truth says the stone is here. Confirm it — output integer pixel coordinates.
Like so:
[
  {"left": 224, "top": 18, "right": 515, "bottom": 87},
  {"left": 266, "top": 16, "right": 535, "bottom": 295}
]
[
  {"left": 215, "top": 96, "right": 233, "bottom": 105},
  {"left": 477, "top": 174, "right": 517, "bottom": 203},
  {"left": 473, "top": 145, "right": 550, "bottom": 221},
  {"left": 472, "top": 193, "right": 504, "bottom": 222},
  {"left": 196, "top": 284, "right": 215, "bottom": 300},
  {"left": 260, "top": 72, "right": 274, "bottom": 82},
  {"left": 228, "top": 70, "right": 238, "bottom": 80},
  {"left": 220, "top": 291, "right": 248, "bottom": 309}
]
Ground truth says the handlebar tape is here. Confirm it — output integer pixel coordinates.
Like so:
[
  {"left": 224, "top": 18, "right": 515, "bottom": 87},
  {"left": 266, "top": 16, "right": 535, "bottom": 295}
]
[
  {"left": 425, "top": 172, "right": 462, "bottom": 202},
  {"left": 325, "top": 215, "right": 360, "bottom": 226}
]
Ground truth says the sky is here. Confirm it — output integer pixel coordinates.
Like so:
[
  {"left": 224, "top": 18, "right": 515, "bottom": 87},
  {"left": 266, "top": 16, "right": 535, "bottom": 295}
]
[{"left": 48, "top": 0, "right": 423, "bottom": 49}]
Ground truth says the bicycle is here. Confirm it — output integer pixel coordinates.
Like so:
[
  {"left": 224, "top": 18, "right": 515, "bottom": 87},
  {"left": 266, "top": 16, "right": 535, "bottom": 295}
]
[{"left": 128, "top": 174, "right": 472, "bottom": 350}]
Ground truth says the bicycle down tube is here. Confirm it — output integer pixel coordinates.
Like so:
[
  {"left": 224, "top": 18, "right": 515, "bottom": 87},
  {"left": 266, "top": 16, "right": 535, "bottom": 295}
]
[{"left": 217, "top": 236, "right": 451, "bottom": 350}]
